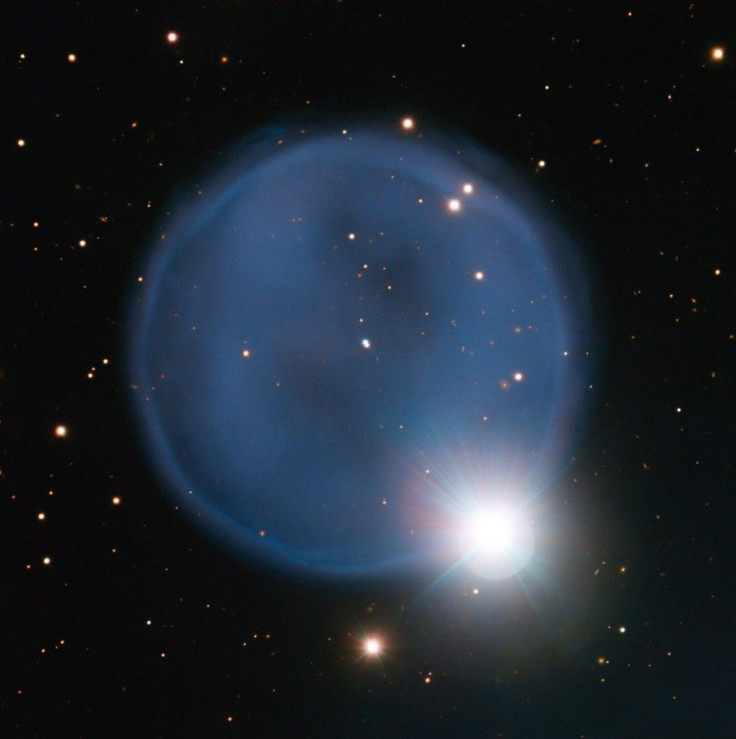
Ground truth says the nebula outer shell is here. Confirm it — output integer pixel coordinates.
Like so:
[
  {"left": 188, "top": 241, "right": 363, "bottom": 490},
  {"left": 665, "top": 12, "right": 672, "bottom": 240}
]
[{"left": 129, "top": 125, "right": 587, "bottom": 577}]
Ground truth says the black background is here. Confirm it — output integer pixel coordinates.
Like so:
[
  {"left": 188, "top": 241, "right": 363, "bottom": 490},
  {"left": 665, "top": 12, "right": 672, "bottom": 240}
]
[{"left": 4, "top": 1, "right": 735, "bottom": 735}]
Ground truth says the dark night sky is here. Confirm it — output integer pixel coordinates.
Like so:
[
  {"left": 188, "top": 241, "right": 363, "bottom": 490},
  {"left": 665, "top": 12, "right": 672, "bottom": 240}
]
[{"left": 3, "top": 1, "right": 735, "bottom": 736}]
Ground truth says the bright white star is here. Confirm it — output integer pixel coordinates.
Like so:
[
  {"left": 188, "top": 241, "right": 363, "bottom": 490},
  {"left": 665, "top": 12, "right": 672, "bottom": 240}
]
[
  {"left": 456, "top": 504, "right": 535, "bottom": 580},
  {"left": 364, "top": 637, "right": 382, "bottom": 656},
  {"left": 472, "top": 511, "right": 512, "bottom": 550}
]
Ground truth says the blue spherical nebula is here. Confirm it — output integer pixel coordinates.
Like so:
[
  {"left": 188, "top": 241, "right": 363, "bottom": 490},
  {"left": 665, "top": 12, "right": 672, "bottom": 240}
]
[{"left": 128, "top": 121, "right": 589, "bottom": 578}]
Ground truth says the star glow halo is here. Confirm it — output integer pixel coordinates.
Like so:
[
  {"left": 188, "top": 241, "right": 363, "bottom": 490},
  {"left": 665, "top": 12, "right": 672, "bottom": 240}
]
[{"left": 399, "top": 448, "right": 538, "bottom": 581}]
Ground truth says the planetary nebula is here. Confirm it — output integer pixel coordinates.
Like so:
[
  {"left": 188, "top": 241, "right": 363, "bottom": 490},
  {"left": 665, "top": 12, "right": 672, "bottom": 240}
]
[{"left": 128, "top": 121, "right": 589, "bottom": 578}]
